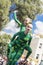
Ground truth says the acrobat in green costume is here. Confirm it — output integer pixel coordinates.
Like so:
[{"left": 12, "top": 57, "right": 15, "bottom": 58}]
[
  {"left": 7, "top": 31, "right": 32, "bottom": 65},
  {"left": 14, "top": 12, "right": 32, "bottom": 35},
  {"left": 14, "top": 12, "right": 26, "bottom": 32},
  {"left": 7, "top": 12, "right": 32, "bottom": 65}
]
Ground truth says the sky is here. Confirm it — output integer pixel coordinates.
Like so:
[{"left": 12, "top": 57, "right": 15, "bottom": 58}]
[
  {"left": 0, "top": 2, "right": 43, "bottom": 36},
  {"left": 32, "top": 14, "right": 43, "bottom": 35},
  {"left": 2, "top": 19, "right": 20, "bottom": 35},
  {"left": 2, "top": 13, "right": 43, "bottom": 35}
]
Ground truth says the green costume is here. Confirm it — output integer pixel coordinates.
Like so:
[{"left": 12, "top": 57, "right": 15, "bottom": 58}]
[
  {"left": 7, "top": 12, "right": 32, "bottom": 65},
  {"left": 7, "top": 31, "right": 32, "bottom": 65}
]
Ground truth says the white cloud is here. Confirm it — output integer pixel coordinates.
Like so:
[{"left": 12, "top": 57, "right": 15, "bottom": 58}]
[
  {"left": 34, "top": 21, "right": 43, "bottom": 35},
  {"left": 3, "top": 19, "right": 20, "bottom": 34},
  {"left": 34, "top": 29, "right": 39, "bottom": 34}
]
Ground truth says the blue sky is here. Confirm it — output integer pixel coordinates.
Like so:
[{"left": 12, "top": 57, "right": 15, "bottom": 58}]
[
  {"left": 3, "top": 3, "right": 42, "bottom": 35},
  {"left": 32, "top": 14, "right": 43, "bottom": 34},
  {"left": 2, "top": 13, "right": 43, "bottom": 35}
]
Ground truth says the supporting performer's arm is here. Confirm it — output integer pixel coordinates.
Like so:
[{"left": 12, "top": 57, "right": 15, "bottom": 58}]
[
  {"left": 9, "top": 32, "right": 20, "bottom": 48},
  {"left": 24, "top": 44, "right": 32, "bottom": 59},
  {"left": 11, "top": 32, "right": 20, "bottom": 42},
  {"left": 28, "top": 34, "right": 32, "bottom": 45}
]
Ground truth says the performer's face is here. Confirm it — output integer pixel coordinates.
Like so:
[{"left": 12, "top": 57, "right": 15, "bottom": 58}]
[
  {"left": 25, "top": 24, "right": 33, "bottom": 34},
  {"left": 24, "top": 18, "right": 32, "bottom": 26}
]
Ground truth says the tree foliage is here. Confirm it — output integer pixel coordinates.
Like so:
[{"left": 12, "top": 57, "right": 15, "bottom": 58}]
[
  {"left": 0, "top": 0, "right": 43, "bottom": 30},
  {"left": 0, "top": 34, "right": 11, "bottom": 55},
  {"left": 11, "top": 0, "right": 43, "bottom": 21},
  {"left": 0, "top": 0, "right": 11, "bottom": 30}
]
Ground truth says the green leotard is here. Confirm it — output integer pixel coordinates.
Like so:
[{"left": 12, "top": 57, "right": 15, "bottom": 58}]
[
  {"left": 7, "top": 31, "right": 32, "bottom": 65},
  {"left": 7, "top": 12, "right": 32, "bottom": 65}
]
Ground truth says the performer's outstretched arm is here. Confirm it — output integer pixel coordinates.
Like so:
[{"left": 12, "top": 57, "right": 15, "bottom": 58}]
[{"left": 14, "top": 12, "right": 22, "bottom": 26}]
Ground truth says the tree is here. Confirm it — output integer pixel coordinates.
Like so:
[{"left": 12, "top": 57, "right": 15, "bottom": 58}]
[
  {"left": 0, "top": 34, "right": 11, "bottom": 55},
  {"left": 11, "top": 0, "right": 43, "bottom": 21},
  {"left": 0, "top": 0, "right": 11, "bottom": 30}
]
